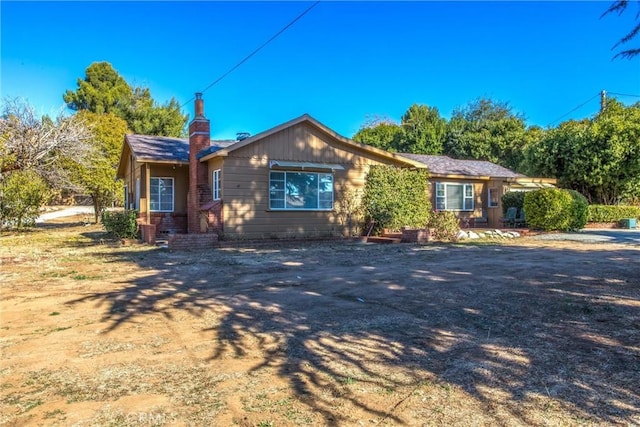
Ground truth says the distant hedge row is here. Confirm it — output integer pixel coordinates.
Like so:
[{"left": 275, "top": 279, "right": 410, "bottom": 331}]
[{"left": 587, "top": 205, "right": 640, "bottom": 222}]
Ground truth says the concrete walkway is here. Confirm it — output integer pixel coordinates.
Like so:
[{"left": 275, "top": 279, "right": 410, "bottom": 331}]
[
  {"left": 532, "top": 228, "right": 640, "bottom": 245},
  {"left": 36, "top": 206, "right": 95, "bottom": 223}
]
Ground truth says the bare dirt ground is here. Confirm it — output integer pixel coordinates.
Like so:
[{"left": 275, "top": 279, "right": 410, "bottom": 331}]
[{"left": 1, "top": 219, "right": 639, "bottom": 426}]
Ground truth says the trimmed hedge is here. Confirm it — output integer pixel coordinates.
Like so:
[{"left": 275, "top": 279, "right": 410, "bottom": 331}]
[
  {"left": 524, "top": 188, "right": 588, "bottom": 231},
  {"left": 588, "top": 205, "right": 640, "bottom": 222},
  {"left": 101, "top": 209, "right": 139, "bottom": 239},
  {"left": 501, "top": 191, "right": 525, "bottom": 215},
  {"left": 362, "top": 165, "right": 431, "bottom": 233}
]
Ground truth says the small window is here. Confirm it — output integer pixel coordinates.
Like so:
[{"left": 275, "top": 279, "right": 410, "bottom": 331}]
[
  {"left": 212, "top": 169, "right": 221, "bottom": 200},
  {"left": 269, "top": 171, "right": 334, "bottom": 210},
  {"left": 124, "top": 184, "right": 129, "bottom": 209},
  {"left": 435, "top": 182, "right": 474, "bottom": 211},
  {"left": 150, "top": 177, "right": 174, "bottom": 212},
  {"left": 488, "top": 188, "right": 499, "bottom": 208}
]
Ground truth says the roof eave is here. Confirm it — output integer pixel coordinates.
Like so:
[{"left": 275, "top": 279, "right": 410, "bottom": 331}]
[
  {"left": 136, "top": 159, "right": 189, "bottom": 165},
  {"left": 430, "top": 173, "right": 492, "bottom": 180}
]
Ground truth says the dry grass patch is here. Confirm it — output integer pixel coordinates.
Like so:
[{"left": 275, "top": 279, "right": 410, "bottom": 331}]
[{"left": 1, "top": 222, "right": 639, "bottom": 425}]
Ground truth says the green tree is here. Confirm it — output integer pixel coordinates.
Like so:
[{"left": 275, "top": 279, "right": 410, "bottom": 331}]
[
  {"left": 397, "top": 104, "right": 446, "bottom": 154},
  {"left": 353, "top": 116, "right": 403, "bottom": 151},
  {"left": 64, "top": 62, "right": 187, "bottom": 137},
  {"left": 444, "top": 98, "right": 528, "bottom": 170},
  {"left": 527, "top": 100, "right": 640, "bottom": 204},
  {"left": 601, "top": 0, "right": 640, "bottom": 59},
  {"left": 70, "top": 111, "right": 130, "bottom": 222},
  {"left": 0, "top": 170, "right": 50, "bottom": 229}
]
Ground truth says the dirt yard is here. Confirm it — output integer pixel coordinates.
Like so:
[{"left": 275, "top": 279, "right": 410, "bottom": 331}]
[{"left": 1, "top": 220, "right": 639, "bottom": 426}]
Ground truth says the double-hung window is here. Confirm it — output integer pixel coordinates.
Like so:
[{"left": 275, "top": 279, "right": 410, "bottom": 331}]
[
  {"left": 150, "top": 177, "right": 174, "bottom": 212},
  {"left": 269, "top": 171, "right": 334, "bottom": 210},
  {"left": 212, "top": 169, "right": 221, "bottom": 200},
  {"left": 435, "top": 182, "right": 474, "bottom": 211}
]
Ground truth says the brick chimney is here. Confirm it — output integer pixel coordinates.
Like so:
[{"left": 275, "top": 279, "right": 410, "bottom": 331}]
[{"left": 188, "top": 93, "right": 210, "bottom": 234}]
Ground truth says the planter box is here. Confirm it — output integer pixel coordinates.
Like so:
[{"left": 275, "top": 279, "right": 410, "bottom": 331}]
[
  {"left": 401, "top": 228, "right": 430, "bottom": 244},
  {"left": 619, "top": 218, "right": 637, "bottom": 229}
]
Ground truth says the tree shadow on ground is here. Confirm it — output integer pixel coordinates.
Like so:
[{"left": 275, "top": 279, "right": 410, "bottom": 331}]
[{"left": 67, "top": 241, "right": 640, "bottom": 425}]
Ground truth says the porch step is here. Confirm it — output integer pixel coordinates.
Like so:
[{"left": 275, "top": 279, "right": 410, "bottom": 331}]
[{"left": 366, "top": 236, "right": 402, "bottom": 244}]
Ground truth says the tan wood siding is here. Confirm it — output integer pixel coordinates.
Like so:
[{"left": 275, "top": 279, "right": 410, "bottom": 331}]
[{"left": 218, "top": 123, "right": 407, "bottom": 239}]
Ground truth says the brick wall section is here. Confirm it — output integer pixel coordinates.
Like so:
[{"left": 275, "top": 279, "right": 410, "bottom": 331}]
[
  {"left": 149, "top": 213, "right": 187, "bottom": 235},
  {"left": 206, "top": 200, "right": 224, "bottom": 234},
  {"left": 168, "top": 233, "right": 219, "bottom": 250},
  {"left": 140, "top": 224, "right": 156, "bottom": 245},
  {"left": 188, "top": 95, "right": 211, "bottom": 234}
]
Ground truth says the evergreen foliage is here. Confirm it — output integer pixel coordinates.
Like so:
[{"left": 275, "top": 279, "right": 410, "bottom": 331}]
[
  {"left": 588, "top": 205, "right": 640, "bottom": 222},
  {"left": 362, "top": 166, "right": 430, "bottom": 233},
  {"left": 444, "top": 98, "right": 527, "bottom": 171},
  {"left": 524, "top": 188, "right": 588, "bottom": 231},
  {"left": 0, "top": 170, "right": 50, "bottom": 229},
  {"left": 525, "top": 100, "right": 640, "bottom": 204},
  {"left": 64, "top": 62, "right": 187, "bottom": 137},
  {"left": 428, "top": 211, "right": 460, "bottom": 242},
  {"left": 501, "top": 192, "right": 525, "bottom": 215},
  {"left": 101, "top": 209, "right": 139, "bottom": 239},
  {"left": 70, "top": 111, "right": 130, "bottom": 221}
]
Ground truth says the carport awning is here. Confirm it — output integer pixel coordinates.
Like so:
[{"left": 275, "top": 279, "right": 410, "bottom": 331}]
[
  {"left": 510, "top": 182, "right": 556, "bottom": 190},
  {"left": 269, "top": 160, "right": 345, "bottom": 171}
]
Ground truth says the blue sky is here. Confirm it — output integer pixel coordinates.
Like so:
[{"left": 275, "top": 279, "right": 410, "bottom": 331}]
[{"left": 2, "top": 1, "right": 639, "bottom": 139}]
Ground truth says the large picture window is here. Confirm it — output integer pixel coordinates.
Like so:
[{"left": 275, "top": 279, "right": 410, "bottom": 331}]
[
  {"left": 212, "top": 169, "right": 221, "bottom": 200},
  {"left": 269, "top": 171, "right": 333, "bottom": 210},
  {"left": 435, "top": 182, "right": 474, "bottom": 211},
  {"left": 150, "top": 177, "right": 174, "bottom": 212}
]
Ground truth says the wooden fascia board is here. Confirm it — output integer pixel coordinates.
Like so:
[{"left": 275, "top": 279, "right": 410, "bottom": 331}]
[
  {"left": 509, "top": 177, "right": 557, "bottom": 184},
  {"left": 429, "top": 173, "right": 492, "bottom": 181},
  {"left": 136, "top": 159, "right": 189, "bottom": 166},
  {"left": 116, "top": 137, "right": 131, "bottom": 179}
]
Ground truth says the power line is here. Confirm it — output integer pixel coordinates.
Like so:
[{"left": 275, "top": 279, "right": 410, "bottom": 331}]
[
  {"left": 181, "top": 1, "right": 321, "bottom": 109},
  {"left": 608, "top": 92, "right": 640, "bottom": 98},
  {"left": 547, "top": 92, "right": 600, "bottom": 126}
]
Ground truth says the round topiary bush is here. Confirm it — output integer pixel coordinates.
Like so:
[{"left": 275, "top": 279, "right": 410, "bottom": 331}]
[{"left": 524, "top": 188, "right": 588, "bottom": 231}]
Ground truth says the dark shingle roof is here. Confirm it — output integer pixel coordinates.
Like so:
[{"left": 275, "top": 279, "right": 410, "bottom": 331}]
[
  {"left": 126, "top": 135, "right": 236, "bottom": 163},
  {"left": 196, "top": 140, "right": 237, "bottom": 160},
  {"left": 398, "top": 154, "right": 523, "bottom": 178}
]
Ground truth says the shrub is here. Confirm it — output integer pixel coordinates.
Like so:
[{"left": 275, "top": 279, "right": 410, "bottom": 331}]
[
  {"left": 567, "top": 190, "right": 589, "bottom": 230},
  {"left": 0, "top": 170, "right": 50, "bottom": 229},
  {"left": 524, "top": 188, "right": 588, "bottom": 231},
  {"left": 429, "top": 211, "right": 460, "bottom": 241},
  {"left": 501, "top": 191, "right": 525, "bottom": 215},
  {"left": 362, "top": 166, "right": 431, "bottom": 234},
  {"left": 588, "top": 205, "right": 640, "bottom": 222},
  {"left": 101, "top": 209, "right": 139, "bottom": 239}
]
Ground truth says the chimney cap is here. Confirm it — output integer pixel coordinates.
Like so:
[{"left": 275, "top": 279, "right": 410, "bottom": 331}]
[{"left": 195, "top": 92, "right": 202, "bottom": 99}]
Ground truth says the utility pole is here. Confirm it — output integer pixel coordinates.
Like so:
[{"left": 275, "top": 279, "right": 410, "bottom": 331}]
[{"left": 600, "top": 90, "right": 606, "bottom": 112}]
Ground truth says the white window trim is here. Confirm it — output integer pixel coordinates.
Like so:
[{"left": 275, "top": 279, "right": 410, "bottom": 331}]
[
  {"left": 435, "top": 182, "right": 474, "bottom": 212},
  {"left": 488, "top": 187, "right": 499, "bottom": 208},
  {"left": 213, "top": 169, "right": 221, "bottom": 200},
  {"left": 269, "top": 171, "right": 334, "bottom": 211},
  {"left": 150, "top": 177, "right": 174, "bottom": 212}
]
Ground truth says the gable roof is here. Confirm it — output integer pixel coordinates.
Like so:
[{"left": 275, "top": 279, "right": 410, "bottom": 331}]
[
  {"left": 123, "top": 134, "right": 236, "bottom": 163},
  {"left": 399, "top": 154, "right": 524, "bottom": 179},
  {"left": 198, "top": 114, "right": 425, "bottom": 168}
]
